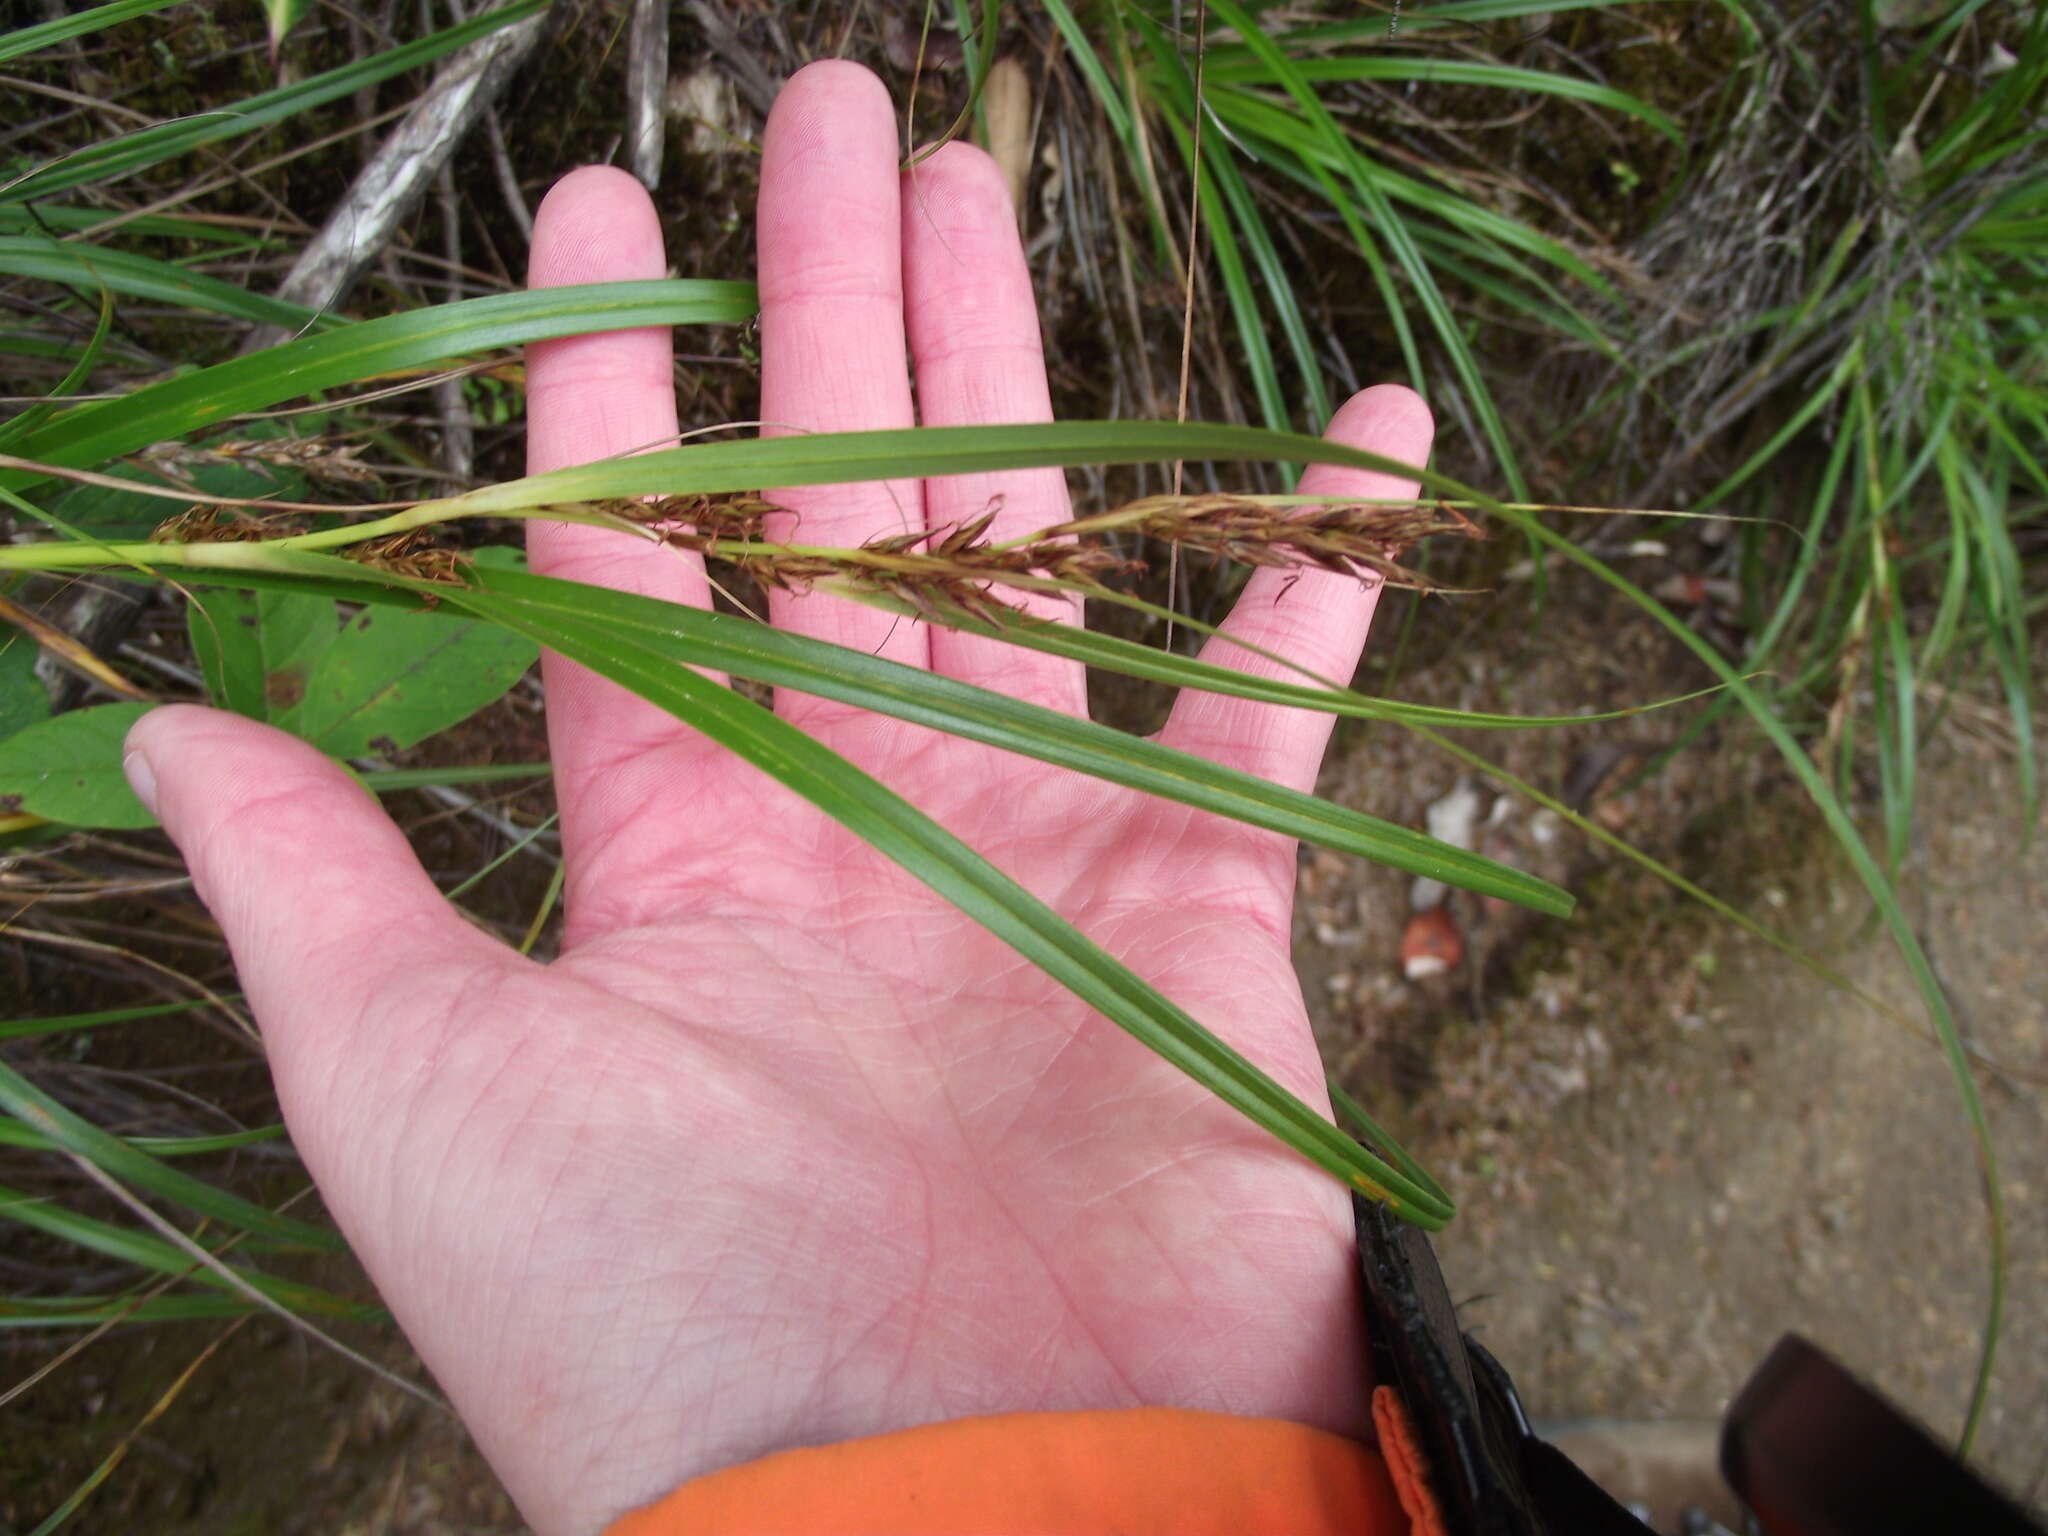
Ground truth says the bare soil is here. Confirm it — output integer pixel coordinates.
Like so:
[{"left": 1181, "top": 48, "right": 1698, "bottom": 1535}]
[{"left": 1299, "top": 603, "right": 2047, "bottom": 1506}]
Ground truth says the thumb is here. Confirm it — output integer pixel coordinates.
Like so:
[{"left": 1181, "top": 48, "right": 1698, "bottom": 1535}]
[{"left": 123, "top": 705, "right": 504, "bottom": 1065}]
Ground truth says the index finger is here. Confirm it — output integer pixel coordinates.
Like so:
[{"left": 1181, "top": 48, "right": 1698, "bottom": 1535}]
[{"left": 525, "top": 166, "right": 724, "bottom": 880}]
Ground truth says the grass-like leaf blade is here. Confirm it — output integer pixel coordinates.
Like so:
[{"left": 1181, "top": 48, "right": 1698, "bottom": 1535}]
[
  {"left": 0, "top": 1059, "right": 341, "bottom": 1251},
  {"left": 0, "top": 280, "right": 757, "bottom": 494},
  {"left": 0, "top": 237, "right": 335, "bottom": 333},
  {"left": 1, "top": 1, "right": 545, "bottom": 204},
  {"left": 443, "top": 582, "right": 1456, "bottom": 1225},
  {"left": 465, "top": 565, "right": 1570, "bottom": 915},
  {"left": 0, "top": 0, "right": 186, "bottom": 64},
  {"left": 0, "top": 1179, "right": 368, "bottom": 1316}
]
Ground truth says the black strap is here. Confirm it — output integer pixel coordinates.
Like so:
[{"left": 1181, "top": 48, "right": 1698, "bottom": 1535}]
[
  {"left": 1354, "top": 1195, "right": 1649, "bottom": 1536},
  {"left": 1356, "top": 1200, "right": 2048, "bottom": 1536}
]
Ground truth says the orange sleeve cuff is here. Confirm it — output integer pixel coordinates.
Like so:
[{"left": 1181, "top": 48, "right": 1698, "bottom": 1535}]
[{"left": 604, "top": 1405, "right": 1424, "bottom": 1535}]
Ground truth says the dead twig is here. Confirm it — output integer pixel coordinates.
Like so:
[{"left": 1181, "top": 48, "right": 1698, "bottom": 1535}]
[
  {"left": 242, "top": 9, "right": 547, "bottom": 349},
  {"left": 626, "top": 0, "right": 669, "bottom": 190}
]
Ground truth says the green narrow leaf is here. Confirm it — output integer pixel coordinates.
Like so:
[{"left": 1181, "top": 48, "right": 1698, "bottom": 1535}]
[
  {"left": 1476, "top": 490, "right": 2008, "bottom": 1456},
  {"left": 260, "top": 0, "right": 310, "bottom": 60},
  {"left": 0, "top": 1113, "right": 285, "bottom": 1157},
  {"left": 0, "top": 0, "right": 186, "bottom": 64},
  {"left": 0, "top": 237, "right": 334, "bottom": 334},
  {"left": 0, "top": 281, "right": 757, "bottom": 494},
  {"left": 1198, "top": 56, "right": 1682, "bottom": 145},
  {"left": 432, "top": 419, "right": 1435, "bottom": 512},
  {"left": 1201, "top": 0, "right": 1526, "bottom": 493},
  {"left": 0, "top": 1292, "right": 277, "bottom": 1328},
  {"left": 0, "top": 1060, "right": 337, "bottom": 1249},
  {"left": 2, "top": 1, "right": 547, "bottom": 205},
  {"left": 855, "top": 585, "right": 1723, "bottom": 733},
  {"left": 463, "top": 566, "right": 1571, "bottom": 916},
  {"left": 0, "top": 997, "right": 229, "bottom": 1041},
  {"left": 0, "top": 279, "right": 115, "bottom": 456},
  {"left": 465, "top": 594, "right": 1452, "bottom": 1224},
  {"left": 0, "top": 1179, "right": 366, "bottom": 1316},
  {"left": 0, "top": 702, "right": 154, "bottom": 828},
  {"left": 0, "top": 204, "right": 259, "bottom": 243}
]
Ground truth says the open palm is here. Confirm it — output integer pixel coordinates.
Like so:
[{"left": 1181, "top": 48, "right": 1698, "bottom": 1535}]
[{"left": 126, "top": 62, "right": 1433, "bottom": 1536}]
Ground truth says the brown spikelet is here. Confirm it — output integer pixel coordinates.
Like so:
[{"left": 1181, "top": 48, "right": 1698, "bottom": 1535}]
[
  {"left": 607, "top": 491, "right": 1475, "bottom": 617},
  {"left": 144, "top": 488, "right": 1475, "bottom": 624},
  {"left": 141, "top": 436, "right": 381, "bottom": 487},
  {"left": 582, "top": 492, "right": 781, "bottom": 544},
  {"left": 149, "top": 506, "right": 309, "bottom": 543},
  {"left": 346, "top": 531, "right": 470, "bottom": 588}
]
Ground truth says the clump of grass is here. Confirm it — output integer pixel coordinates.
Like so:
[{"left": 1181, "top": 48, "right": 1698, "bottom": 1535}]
[
  {"left": 1034, "top": 0, "right": 1680, "bottom": 497},
  {"left": 1579, "top": 0, "right": 2043, "bottom": 864}
]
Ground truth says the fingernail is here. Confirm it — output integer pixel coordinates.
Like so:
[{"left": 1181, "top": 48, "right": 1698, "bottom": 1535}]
[{"left": 122, "top": 748, "right": 159, "bottom": 818}]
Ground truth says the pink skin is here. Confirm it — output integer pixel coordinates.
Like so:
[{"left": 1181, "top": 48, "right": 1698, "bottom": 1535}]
[{"left": 123, "top": 62, "right": 1433, "bottom": 1536}]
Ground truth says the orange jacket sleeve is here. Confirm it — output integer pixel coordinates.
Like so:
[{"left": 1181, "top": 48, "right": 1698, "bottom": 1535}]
[{"left": 606, "top": 1398, "right": 1446, "bottom": 1535}]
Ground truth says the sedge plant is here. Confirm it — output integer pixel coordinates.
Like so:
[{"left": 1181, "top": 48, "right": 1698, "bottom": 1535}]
[{"left": 0, "top": 1, "right": 2021, "bottom": 1519}]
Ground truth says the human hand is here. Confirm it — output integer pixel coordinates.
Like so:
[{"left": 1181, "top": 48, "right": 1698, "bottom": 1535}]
[{"left": 121, "top": 60, "right": 1433, "bottom": 1536}]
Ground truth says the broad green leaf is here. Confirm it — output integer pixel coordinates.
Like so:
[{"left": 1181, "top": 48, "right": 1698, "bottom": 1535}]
[
  {"left": 32, "top": 429, "right": 317, "bottom": 542},
  {"left": 186, "top": 588, "right": 336, "bottom": 722},
  {"left": 0, "top": 281, "right": 758, "bottom": 495},
  {"left": 276, "top": 600, "right": 536, "bottom": 759},
  {"left": 0, "top": 701, "right": 153, "bottom": 828},
  {"left": 0, "top": 624, "right": 50, "bottom": 740},
  {"left": 33, "top": 468, "right": 184, "bottom": 542}
]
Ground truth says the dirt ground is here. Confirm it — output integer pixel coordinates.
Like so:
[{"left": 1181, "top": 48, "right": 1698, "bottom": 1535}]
[
  {"left": 1300, "top": 602, "right": 2048, "bottom": 1515},
  {"left": 8, "top": 593, "right": 2040, "bottom": 1535}
]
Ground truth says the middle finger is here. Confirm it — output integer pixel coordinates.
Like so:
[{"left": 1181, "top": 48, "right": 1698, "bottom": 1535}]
[
  {"left": 903, "top": 141, "right": 1087, "bottom": 718},
  {"left": 758, "top": 61, "right": 929, "bottom": 700}
]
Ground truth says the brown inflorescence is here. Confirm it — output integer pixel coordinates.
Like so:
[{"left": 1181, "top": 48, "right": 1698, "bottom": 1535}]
[
  {"left": 144, "top": 490, "right": 1476, "bottom": 621},
  {"left": 604, "top": 489, "right": 1473, "bottom": 619},
  {"left": 148, "top": 506, "right": 309, "bottom": 543},
  {"left": 346, "top": 530, "right": 470, "bottom": 586}
]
